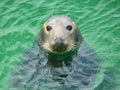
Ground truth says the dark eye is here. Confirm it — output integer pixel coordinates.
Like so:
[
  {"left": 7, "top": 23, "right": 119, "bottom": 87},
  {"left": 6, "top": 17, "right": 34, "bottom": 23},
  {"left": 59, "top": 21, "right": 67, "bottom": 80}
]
[
  {"left": 66, "top": 25, "right": 72, "bottom": 31},
  {"left": 46, "top": 25, "right": 52, "bottom": 31}
]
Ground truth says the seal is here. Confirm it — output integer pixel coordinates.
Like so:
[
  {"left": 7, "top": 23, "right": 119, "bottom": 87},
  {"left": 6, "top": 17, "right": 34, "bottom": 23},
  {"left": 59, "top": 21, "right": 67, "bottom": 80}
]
[
  {"left": 38, "top": 16, "right": 82, "bottom": 54},
  {"left": 10, "top": 15, "right": 115, "bottom": 90},
  {"left": 10, "top": 16, "right": 100, "bottom": 90}
]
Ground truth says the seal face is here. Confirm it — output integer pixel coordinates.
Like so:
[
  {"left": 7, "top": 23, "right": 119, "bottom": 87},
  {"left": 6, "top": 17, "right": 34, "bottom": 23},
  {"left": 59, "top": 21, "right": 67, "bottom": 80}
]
[{"left": 38, "top": 15, "right": 82, "bottom": 53}]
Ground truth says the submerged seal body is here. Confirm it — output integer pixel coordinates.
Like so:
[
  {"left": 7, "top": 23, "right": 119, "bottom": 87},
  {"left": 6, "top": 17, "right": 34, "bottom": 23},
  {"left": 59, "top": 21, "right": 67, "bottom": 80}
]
[{"left": 10, "top": 16, "right": 115, "bottom": 90}]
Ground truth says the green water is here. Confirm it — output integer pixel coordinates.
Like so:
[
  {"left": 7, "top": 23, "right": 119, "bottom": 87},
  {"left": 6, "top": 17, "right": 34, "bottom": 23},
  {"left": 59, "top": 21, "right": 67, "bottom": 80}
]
[{"left": 0, "top": 0, "right": 120, "bottom": 90}]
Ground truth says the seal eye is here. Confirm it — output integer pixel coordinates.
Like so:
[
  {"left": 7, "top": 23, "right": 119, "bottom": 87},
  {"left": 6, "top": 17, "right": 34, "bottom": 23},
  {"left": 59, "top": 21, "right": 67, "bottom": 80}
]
[
  {"left": 66, "top": 25, "right": 72, "bottom": 31},
  {"left": 46, "top": 25, "right": 52, "bottom": 31}
]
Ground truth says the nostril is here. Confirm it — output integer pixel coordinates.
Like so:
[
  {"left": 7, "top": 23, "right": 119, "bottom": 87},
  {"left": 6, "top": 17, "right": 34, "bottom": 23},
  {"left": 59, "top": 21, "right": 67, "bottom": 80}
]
[
  {"left": 59, "top": 37, "right": 64, "bottom": 42},
  {"left": 55, "top": 37, "right": 61, "bottom": 44},
  {"left": 54, "top": 37, "right": 64, "bottom": 45},
  {"left": 61, "top": 37, "right": 65, "bottom": 42}
]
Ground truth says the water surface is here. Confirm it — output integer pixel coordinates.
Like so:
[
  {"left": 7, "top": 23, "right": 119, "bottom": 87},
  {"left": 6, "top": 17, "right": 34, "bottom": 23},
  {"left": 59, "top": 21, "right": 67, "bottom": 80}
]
[{"left": 0, "top": 0, "right": 120, "bottom": 90}]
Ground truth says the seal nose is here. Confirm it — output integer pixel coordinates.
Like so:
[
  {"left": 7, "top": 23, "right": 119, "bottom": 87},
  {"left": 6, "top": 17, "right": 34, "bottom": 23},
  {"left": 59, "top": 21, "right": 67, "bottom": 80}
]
[
  {"left": 54, "top": 37, "right": 64, "bottom": 46},
  {"left": 53, "top": 37, "right": 67, "bottom": 52}
]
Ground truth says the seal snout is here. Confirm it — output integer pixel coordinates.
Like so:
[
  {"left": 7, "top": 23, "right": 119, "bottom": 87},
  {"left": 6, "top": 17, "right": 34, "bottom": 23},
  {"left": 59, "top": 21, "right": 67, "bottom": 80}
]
[
  {"left": 54, "top": 37, "right": 64, "bottom": 46},
  {"left": 52, "top": 37, "right": 67, "bottom": 52}
]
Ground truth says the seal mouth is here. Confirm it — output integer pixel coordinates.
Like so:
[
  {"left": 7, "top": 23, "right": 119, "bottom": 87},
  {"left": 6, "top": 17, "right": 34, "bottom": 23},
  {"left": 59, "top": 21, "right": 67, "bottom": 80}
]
[{"left": 52, "top": 43, "right": 68, "bottom": 52}]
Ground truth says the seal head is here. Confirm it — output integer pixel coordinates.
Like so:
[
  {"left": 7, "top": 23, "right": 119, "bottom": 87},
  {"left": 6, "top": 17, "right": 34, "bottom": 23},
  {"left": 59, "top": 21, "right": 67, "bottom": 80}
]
[{"left": 38, "top": 15, "right": 82, "bottom": 54}]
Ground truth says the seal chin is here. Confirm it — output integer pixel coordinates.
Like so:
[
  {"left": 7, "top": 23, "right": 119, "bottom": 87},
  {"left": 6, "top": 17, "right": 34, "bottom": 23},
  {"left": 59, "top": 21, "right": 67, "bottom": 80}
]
[
  {"left": 52, "top": 44, "right": 68, "bottom": 52},
  {"left": 42, "top": 42, "right": 77, "bottom": 54}
]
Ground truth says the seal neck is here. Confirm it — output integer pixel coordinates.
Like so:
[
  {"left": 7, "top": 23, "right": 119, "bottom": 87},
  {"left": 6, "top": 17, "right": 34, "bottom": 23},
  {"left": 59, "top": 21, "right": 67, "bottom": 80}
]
[
  {"left": 48, "top": 49, "right": 77, "bottom": 61},
  {"left": 45, "top": 49, "right": 77, "bottom": 68},
  {"left": 47, "top": 51, "right": 74, "bottom": 67}
]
